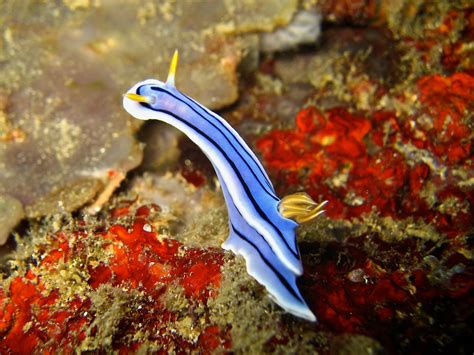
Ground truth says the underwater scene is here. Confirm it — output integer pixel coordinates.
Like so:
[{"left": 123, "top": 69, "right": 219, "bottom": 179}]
[{"left": 0, "top": 0, "right": 473, "bottom": 354}]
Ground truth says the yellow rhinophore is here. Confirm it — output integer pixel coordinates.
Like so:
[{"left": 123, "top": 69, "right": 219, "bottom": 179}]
[
  {"left": 166, "top": 49, "right": 179, "bottom": 87},
  {"left": 279, "top": 192, "right": 327, "bottom": 224},
  {"left": 123, "top": 93, "right": 155, "bottom": 104}
]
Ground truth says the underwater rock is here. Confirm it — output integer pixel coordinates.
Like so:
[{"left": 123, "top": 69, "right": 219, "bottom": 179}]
[
  {"left": 129, "top": 172, "right": 227, "bottom": 248},
  {"left": 315, "top": 0, "right": 378, "bottom": 25},
  {"left": 260, "top": 10, "right": 322, "bottom": 53},
  {"left": 0, "top": 195, "right": 24, "bottom": 245},
  {"left": 137, "top": 122, "right": 183, "bottom": 172},
  {"left": 273, "top": 27, "right": 403, "bottom": 111},
  {"left": 0, "top": 1, "right": 473, "bottom": 353},
  {"left": 330, "top": 334, "right": 384, "bottom": 355},
  {"left": 0, "top": 0, "right": 300, "bottom": 243},
  {"left": 0, "top": 56, "right": 143, "bottom": 218}
]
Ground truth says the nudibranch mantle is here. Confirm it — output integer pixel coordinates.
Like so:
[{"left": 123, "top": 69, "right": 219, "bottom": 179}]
[{"left": 123, "top": 51, "right": 326, "bottom": 322}]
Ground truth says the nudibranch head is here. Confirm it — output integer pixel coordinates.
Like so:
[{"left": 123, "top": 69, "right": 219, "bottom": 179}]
[
  {"left": 123, "top": 79, "right": 165, "bottom": 120},
  {"left": 123, "top": 49, "right": 179, "bottom": 120}
]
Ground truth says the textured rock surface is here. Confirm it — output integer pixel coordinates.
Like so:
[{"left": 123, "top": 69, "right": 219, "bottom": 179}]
[
  {"left": 260, "top": 10, "right": 322, "bottom": 52},
  {"left": 0, "top": 0, "right": 302, "bottom": 243},
  {"left": 0, "top": 195, "right": 24, "bottom": 245},
  {"left": 0, "top": 0, "right": 473, "bottom": 354}
]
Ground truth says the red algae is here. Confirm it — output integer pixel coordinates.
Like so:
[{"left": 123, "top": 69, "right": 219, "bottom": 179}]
[
  {"left": 298, "top": 233, "right": 474, "bottom": 352},
  {"left": 417, "top": 72, "right": 473, "bottom": 162},
  {"left": 256, "top": 85, "right": 473, "bottom": 238},
  {"left": 0, "top": 204, "right": 228, "bottom": 353},
  {"left": 431, "top": 9, "right": 474, "bottom": 72},
  {"left": 317, "top": 0, "right": 378, "bottom": 25},
  {"left": 250, "top": 8, "right": 474, "bottom": 348},
  {"left": 180, "top": 165, "right": 208, "bottom": 188},
  {"left": 390, "top": 5, "right": 473, "bottom": 72},
  {"left": 253, "top": 31, "right": 473, "bottom": 351},
  {"left": 257, "top": 107, "right": 404, "bottom": 219}
]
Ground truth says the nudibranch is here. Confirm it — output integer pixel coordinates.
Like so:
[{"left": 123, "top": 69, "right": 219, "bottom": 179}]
[{"left": 123, "top": 51, "right": 326, "bottom": 322}]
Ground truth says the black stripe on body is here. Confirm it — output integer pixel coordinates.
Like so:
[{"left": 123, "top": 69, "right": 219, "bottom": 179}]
[
  {"left": 182, "top": 91, "right": 275, "bottom": 192},
  {"left": 149, "top": 86, "right": 277, "bottom": 201},
  {"left": 139, "top": 101, "right": 299, "bottom": 260},
  {"left": 231, "top": 224, "right": 304, "bottom": 302},
  {"left": 213, "top": 163, "right": 278, "bottom": 262}
]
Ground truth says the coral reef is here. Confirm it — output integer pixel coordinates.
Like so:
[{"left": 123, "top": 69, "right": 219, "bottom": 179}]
[{"left": 0, "top": 0, "right": 473, "bottom": 354}]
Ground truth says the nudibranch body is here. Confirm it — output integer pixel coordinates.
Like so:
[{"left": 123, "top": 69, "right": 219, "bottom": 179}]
[{"left": 123, "top": 51, "right": 326, "bottom": 322}]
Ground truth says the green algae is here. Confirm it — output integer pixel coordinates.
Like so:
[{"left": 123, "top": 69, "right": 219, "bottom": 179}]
[
  {"left": 81, "top": 284, "right": 144, "bottom": 352},
  {"left": 208, "top": 254, "right": 330, "bottom": 353}
]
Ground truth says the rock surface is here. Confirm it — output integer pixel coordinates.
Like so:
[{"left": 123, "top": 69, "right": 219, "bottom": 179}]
[
  {"left": 0, "top": 0, "right": 473, "bottom": 354},
  {"left": 0, "top": 0, "right": 304, "bottom": 243}
]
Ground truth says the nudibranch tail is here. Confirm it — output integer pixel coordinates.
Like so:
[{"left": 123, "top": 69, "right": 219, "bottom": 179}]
[
  {"left": 216, "top": 169, "right": 316, "bottom": 321},
  {"left": 122, "top": 51, "right": 322, "bottom": 322},
  {"left": 279, "top": 192, "right": 327, "bottom": 224}
]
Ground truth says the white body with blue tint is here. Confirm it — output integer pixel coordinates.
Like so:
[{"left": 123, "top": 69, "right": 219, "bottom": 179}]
[{"left": 123, "top": 53, "right": 326, "bottom": 322}]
